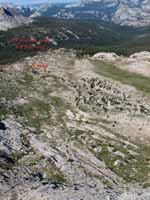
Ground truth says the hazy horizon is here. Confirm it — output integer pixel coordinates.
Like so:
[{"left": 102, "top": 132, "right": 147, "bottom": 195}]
[{"left": 0, "top": 0, "right": 75, "bottom": 5}]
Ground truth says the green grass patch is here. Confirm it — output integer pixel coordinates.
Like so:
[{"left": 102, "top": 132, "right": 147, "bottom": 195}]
[
  {"left": 94, "top": 139, "right": 150, "bottom": 184},
  {"left": 92, "top": 60, "right": 150, "bottom": 94},
  {"left": 18, "top": 154, "right": 44, "bottom": 166},
  {"left": 13, "top": 99, "right": 52, "bottom": 130},
  {"left": 13, "top": 96, "right": 68, "bottom": 130},
  {"left": 43, "top": 166, "right": 67, "bottom": 183}
]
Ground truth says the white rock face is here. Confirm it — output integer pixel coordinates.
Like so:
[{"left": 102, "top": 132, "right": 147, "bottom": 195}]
[
  {"left": 112, "top": 3, "right": 150, "bottom": 27},
  {"left": 0, "top": 5, "right": 32, "bottom": 31},
  {"left": 92, "top": 52, "right": 121, "bottom": 61},
  {"left": 92, "top": 51, "right": 150, "bottom": 77},
  {"left": 130, "top": 51, "right": 150, "bottom": 61}
]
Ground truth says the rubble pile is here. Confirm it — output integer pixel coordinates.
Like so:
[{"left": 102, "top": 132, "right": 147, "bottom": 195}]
[{"left": 75, "top": 77, "right": 150, "bottom": 115}]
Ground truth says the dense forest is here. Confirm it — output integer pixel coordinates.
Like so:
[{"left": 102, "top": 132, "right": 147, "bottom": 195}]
[{"left": 1, "top": 17, "right": 150, "bottom": 64}]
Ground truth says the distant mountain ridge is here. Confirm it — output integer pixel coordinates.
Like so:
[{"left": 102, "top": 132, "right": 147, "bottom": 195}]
[
  {"left": 0, "top": 0, "right": 150, "bottom": 30},
  {"left": 2, "top": 1, "right": 150, "bottom": 28},
  {"left": 29, "top": 0, "right": 150, "bottom": 27}
]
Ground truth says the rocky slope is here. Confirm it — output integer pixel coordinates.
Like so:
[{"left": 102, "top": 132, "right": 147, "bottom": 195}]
[
  {"left": 0, "top": 5, "right": 32, "bottom": 31},
  {"left": 0, "top": 49, "right": 150, "bottom": 199}
]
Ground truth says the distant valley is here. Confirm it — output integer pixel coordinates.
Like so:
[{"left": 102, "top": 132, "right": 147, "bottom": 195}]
[{"left": 1, "top": 16, "right": 150, "bottom": 64}]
